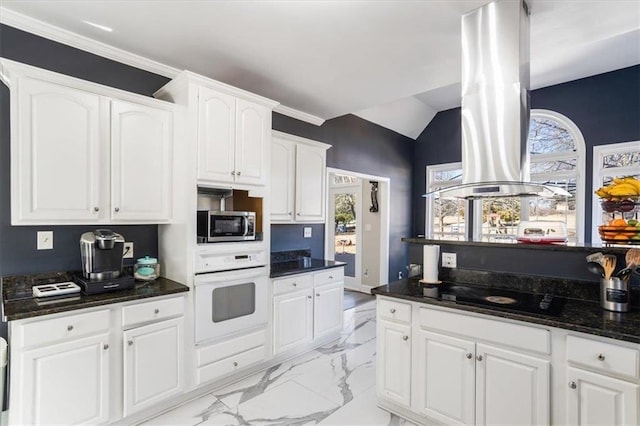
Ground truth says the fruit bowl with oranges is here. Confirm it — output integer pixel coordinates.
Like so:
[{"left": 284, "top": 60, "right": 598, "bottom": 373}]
[{"left": 598, "top": 218, "right": 640, "bottom": 244}]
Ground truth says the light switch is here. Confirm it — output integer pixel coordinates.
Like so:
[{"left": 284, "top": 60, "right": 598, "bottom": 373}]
[
  {"left": 304, "top": 227, "right": 312, "bottom": 238},
  {"left": 37, "top": 231, "right": 53, "bottom": 250}
]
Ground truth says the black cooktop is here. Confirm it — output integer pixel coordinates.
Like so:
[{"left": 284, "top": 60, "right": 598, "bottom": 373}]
[{"left": 422, "top": 283, "right": 566, "bottom": 316}]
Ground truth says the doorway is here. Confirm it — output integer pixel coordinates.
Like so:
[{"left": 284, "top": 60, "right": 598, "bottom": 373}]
[{"left": 326, "top": 168, "right": 390, "bottom": 294}]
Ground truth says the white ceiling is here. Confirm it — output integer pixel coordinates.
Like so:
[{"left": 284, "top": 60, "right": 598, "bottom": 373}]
[{"left": 1, "top": 0, "right": 639, "bottom": 139}]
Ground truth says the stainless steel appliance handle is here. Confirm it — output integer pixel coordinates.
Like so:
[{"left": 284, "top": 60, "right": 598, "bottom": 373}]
[{"left": 244, "top": 215, "right": 249, "bottom": 236}]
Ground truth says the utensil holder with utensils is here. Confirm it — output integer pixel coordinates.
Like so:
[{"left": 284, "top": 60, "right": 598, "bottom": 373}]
[{"left": 600, "top": 277, "right": 630, "bottom": 312}]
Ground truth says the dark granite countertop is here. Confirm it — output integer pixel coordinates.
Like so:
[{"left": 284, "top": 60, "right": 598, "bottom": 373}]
[
  {"left": 270, "top": 258, "right": 346, "bottom": 278},
  {"left": 2, "top": 271, "right": 189, "bottom": 321},
  {"left": 372, "top": 278, "right": 640, "bottom": 344}
]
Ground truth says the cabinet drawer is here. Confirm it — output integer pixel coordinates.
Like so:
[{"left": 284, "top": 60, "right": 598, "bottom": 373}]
[
  {"left": 378, "top": 298, "right": 411, "bottom": 324},
  {"left": 197, "top": 345, "right": 265, "bottom": 386},
  {"left": 273, "top": 274, "right": 313, "bottom": 295},
  {"left": 122, "top": 296, "right": 184, "bottom": 327},
  {"left": 20, "top": 309, "right": 110, "bottom": 348},
  {"left": 314, "top": 268, "right": 343, "bottom": 286},
  {"left": 567, "top": 335, "right": 640, "bottom": 379},
  {"left": 419, "top": 307, "right": 551, "bottom": 354},
  {"left": 197, "top": 329, "right": 266, "bottom": 367}
]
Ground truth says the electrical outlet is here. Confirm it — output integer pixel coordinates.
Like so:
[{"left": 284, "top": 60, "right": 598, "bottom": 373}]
[
  {"left": 442, "top": 252, "right": 457, "bottom": 268},
  {"left": 123, "top": 242, "right": 134, "bottom": 259},
  {"left": 303, "top": 227, "right": 312, "bottom": 238},
  {"left": 37, "top": 231, "right": 53, "bottom": 250}
]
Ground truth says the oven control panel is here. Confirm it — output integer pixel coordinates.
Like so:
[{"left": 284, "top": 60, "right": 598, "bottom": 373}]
[{"left": 195, "top": 246, "right": 267, "bottom": 273}]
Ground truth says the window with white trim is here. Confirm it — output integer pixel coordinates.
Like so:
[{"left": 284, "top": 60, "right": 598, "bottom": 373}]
[
  {"left": 592, "top": 141, "right": 640, "bottom": 244},
  {"left": 426, "top": 110, "right": 585, "bottom": 244},
  {"left": 425, "top": 162, "right": 466, "bottom": 240}
]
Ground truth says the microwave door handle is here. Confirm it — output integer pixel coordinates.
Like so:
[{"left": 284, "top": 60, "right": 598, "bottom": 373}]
[{"left": 244, "top": 216, "right": 249, "bottom": 236}]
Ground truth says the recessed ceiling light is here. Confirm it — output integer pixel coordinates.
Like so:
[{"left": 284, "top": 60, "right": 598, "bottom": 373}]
[{"left": 83, "top": 20, "right": 113, "bottom": 32}]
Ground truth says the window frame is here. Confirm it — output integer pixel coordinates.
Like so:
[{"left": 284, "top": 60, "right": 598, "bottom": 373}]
[{"left": 425, "top": 162, "right": 467, "bottom": 240}]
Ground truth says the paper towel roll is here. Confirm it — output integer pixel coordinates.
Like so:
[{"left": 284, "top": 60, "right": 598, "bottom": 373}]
[{"left": 422, "top": 245, "right": 440, "bottom": 283}]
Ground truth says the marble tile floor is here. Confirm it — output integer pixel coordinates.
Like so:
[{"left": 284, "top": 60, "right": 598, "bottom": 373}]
[{"left": 141, "top": 301, "right": 417, "bottom": 426}]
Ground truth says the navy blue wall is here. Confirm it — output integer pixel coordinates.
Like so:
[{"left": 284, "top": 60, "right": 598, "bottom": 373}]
[
  {"left": 270, "top": 224, "right": 325, "bottom": 258},
  {"left": 413, "top": 65, "right": 640, "bottom": 239},
  {"left": 273, "top": 113, "right": 414, "bottom": 283}
]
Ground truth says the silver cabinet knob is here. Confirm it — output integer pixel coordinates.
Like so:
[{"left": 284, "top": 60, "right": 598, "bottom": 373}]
[
  {"left": 307, "top": 295, "right": 312, "bottom": 299},
  {"left": 128, "top": 340, "right": 134, "bottom": 346},
  {"left": 154, "top": 308, "right": 160, "bottom": 314},
  {"left": 297, "top": 213, "right": 301, "bottom": 216},
  {"left": 597, "top": 353, "right": 605, "bottom": 361},
  {"left": 569, "top": 381, "right": 577, "bottom": 389},
  {"left": 114, "top": 207, "right": 120, "bottom": 212},
  {"left": 237, "top": 171, "right": 241, "bottom": 176},
  {"left": 67, "top": 325, "right": 74, "bottom": 331},
  {"left": 231, "top": 171, "right": 236, "bottom": 175},
  {"left": 292, "top": 283, "right": 297, "bottom": 287},
  {"left": 94, "top": 206, "right": 99, "bottom": 212},
  {"left": 329, "top": 276, "right": 333, "bottom": 279},
  {"left": 233, "top": 361, "right": 238, "bottom": 367},
  {"left": 288, "top": 212, "right": 292, "bottom": 215},
  {"left": 466, "top": 353, "right": 473, "bottom": 359},
  {"left": 476, "top": 355, "right": 483, "bottom": 362},
  {"left": 402, "top": 335, "right": 409, "bottom": 341},
  {"left": 316, "top": 293, "right": 320, "bottom": 297},
  {"left": 390, "top": 308, "right": 396, "bottom": 314},
  {"left": 103, "top": 344, "right": 109, "bottom": 350}
]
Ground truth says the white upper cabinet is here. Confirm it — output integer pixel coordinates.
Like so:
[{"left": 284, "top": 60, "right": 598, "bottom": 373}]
[
  {"left": 13, "top": 77, "right": 103, "bottom": 224},
  {"left": 111, "top": 99, "right": 173, "bottom": 221},
  {"left": 197, "top": 86, "right": 271, "bottom": 186},
  {"left": 271, "top": 131, "right": 330, "bottom": 223},
  {"left": 2, "top": 59, "right": 175, "bottom": 225}
]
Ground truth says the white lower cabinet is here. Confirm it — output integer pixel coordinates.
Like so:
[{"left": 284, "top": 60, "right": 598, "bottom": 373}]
[
  {"left": 8, "top": 295, "right": 185, "bottom": 425},
  {"left": 377, "top": 319, "right": 412, "bottom": 407},
  {"left": 377, "top": 296, "right": 551, "bottom": 426},
  {"left": 567, "top": 367, "right": 639, "bottom": 426},
  {"left": 19, "top": 333, "right": 110, "bottom": 425},
  {"left": 272, "top": 267, "right": 344, "bottom": 356},
  {"left": 123, "top": 317, "right": 184, "bottom": 416}
]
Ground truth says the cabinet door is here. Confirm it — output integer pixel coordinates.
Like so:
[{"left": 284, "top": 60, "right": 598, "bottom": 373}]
[
  {"left": 111, "top": 99, "right": 173, "bottom": 222},
  {"left": 13, "top": 77, "right": 102, "bottom": 224},
  {"left": 271, "top": 137, "right": 296, "bottom": 222},
  {"left": 377, "top": 319, "right": 411, "bottom": 407},
  {"left": 295, "top": 143, "right": 326, "bottom": 222},
  {"left": 475, "top": 343, "right": 550, "bottom": 426},
  {"left": 123, "top": 317, "right": 184, "bottom": 416},
  {"left": 19, "top": 333, "right": 110, "bottom": 425},
  {"left": 197, "top": 86, "right": 236, "bottom": 183},
  {"left": 567, "top": 367, "right": 639, "bottom": 426},
  {"left": 273, "top": 288, "right": 313, "bottom": 354},
  {"left": 235, "top": 98, "right": 269, "bottom": 186},
  {"left": 413, "top": 330, "right": 475, "bottom": 425},
  {"left": 313, "top": 281, "right": 344, "bottom": 339}
]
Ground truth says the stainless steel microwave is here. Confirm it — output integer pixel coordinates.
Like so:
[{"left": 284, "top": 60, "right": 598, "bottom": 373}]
[{"left": 197, "top": 211, "right": 256, "bottom": 243}]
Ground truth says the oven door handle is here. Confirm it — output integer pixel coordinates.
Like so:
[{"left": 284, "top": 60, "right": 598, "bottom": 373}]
[{"left": 194, "top": 266, "right": 267, "bottom": 285}]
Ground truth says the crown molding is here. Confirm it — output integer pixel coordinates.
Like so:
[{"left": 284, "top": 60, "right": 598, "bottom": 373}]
[
  {"left": 273, "top": 104, "right": 325, "bottom": 126},
  {"left": 272, "top": 130, "right": 331, "bottom": 150},
  {"left": 0, "top": 7, "right": 181, "bottom": 78}
]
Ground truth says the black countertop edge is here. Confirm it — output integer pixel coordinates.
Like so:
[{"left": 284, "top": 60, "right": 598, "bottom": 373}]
[
  {"left": 402, "top": 238, "right": 632, "bottom": 254},
  {"left": 372, "top": 280, "right": 640, "bottom": 344},
  {"left": 270, "top": 259, "right": 346, "bottom": 278},
  {"left": 2, "top": 277, "right": 189, "bottom": 321}
]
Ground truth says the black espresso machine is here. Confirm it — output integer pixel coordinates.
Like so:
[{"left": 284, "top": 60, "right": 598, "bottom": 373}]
[{"left": 73, "top": 229, "right": 134, "bottom": 294}]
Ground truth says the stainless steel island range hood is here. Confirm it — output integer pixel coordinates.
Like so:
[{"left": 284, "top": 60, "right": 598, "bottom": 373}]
[{"left": 428, "top": 0, "right": 570, "bottom": 199}]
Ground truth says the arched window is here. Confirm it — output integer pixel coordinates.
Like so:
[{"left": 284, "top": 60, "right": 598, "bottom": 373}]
[{"left": 427, "top": 109, "right": 586, "bottom": 243}]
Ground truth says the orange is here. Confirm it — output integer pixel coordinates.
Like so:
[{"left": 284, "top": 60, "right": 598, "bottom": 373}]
[{"left": 609, "top": 218, "right": 627, "bottom": 226}]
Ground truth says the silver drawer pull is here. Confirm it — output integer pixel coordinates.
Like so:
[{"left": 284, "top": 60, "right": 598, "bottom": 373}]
[
  {"left": 67, "top": 325, "right": 74, "bottom": 331},
  {"left": 597, "top": 353, "right": 605, "bottom": 361},
  {"left": 233, "top": 361, "right": 238, "bottom": 367},
  {"left": 114, "top": 207, "right": 120, "bottom": 212},
  {"left": 329, "top": 276, "right": 333, "bottom": 279},
  {"left": 466, "top": 353, "right": 473, "bottom": 359},
  {"left": 307, "top": 295, "right": 312, "bottom": 299},
  {"left": 128, "top": 340, "right": 134, "bottom": 346},
  {"left": 476, "top": 355, "right": 483, "bottom": 362},
  {"left": 568, "top": 381, "right": 577, "bottom": 389},
  {"left": 402, "top": 335, "right": 409, "bottom": 341},
  {"left": 154, "top": 308, "right": 160, "bottom": 314},
  {"left": 316, "top": 293, "right": 320, "bottom": 297},
  {"left": 390, "top": 308, "right": 396, "bottom": 314},
  {"left": 231, "top": 171, "right": 236, "bottom": 175},
  {"left": 94, "top": 206, "right": 99, "bottom": 212},
  {"left": 237, "top": 171, "right": 241, "bottom": 176},
  {"left": 103, "top": 344, "right": 109, "bottom": 350},
  {"left": 292, "top": 283, "right": 297, "bottom": 286}
]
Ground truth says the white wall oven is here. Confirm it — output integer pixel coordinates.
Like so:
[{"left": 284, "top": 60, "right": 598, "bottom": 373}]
[{"left": 194, "top": 249, "right": 268, "bottom": 344}]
